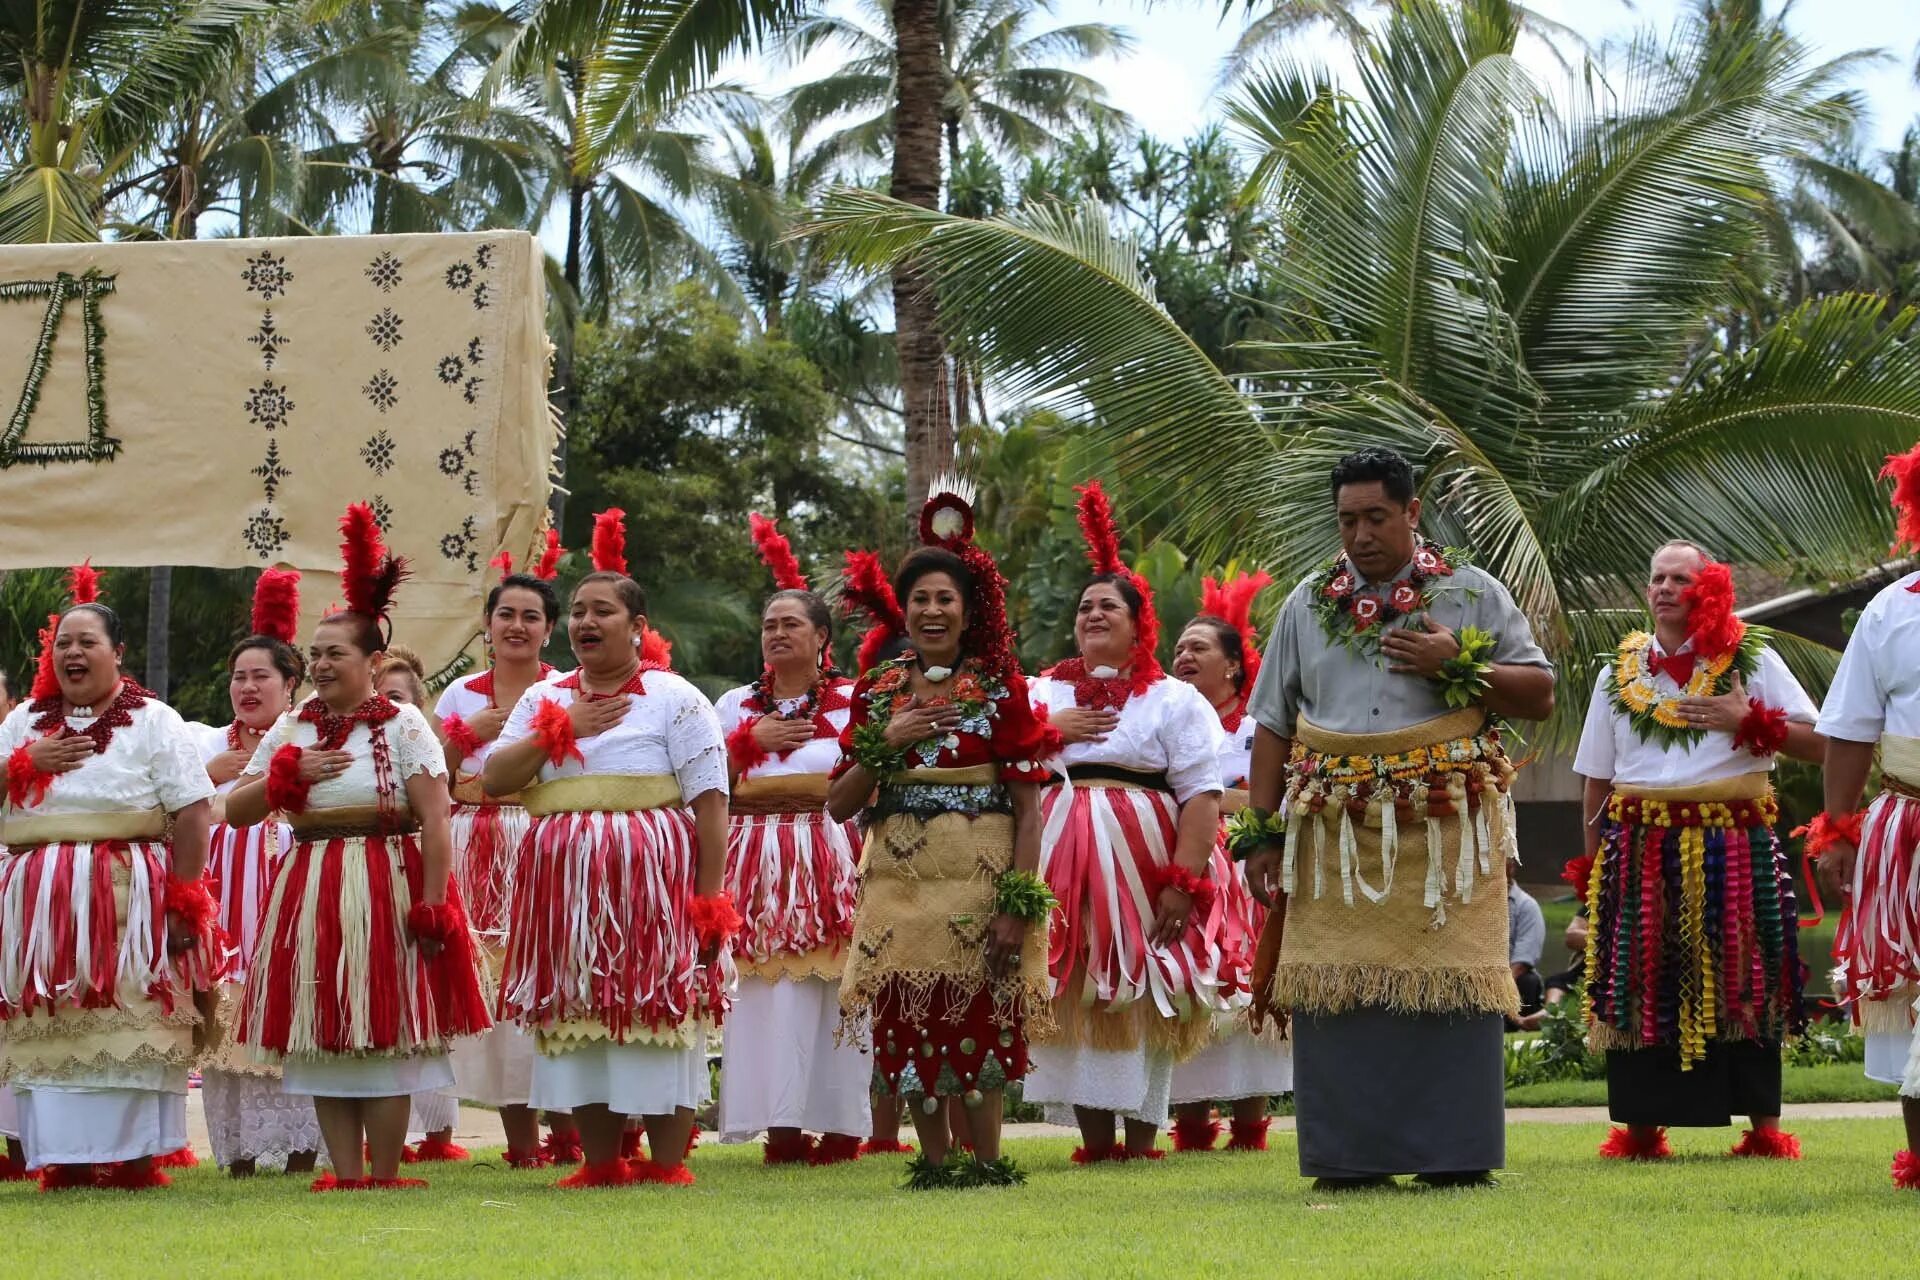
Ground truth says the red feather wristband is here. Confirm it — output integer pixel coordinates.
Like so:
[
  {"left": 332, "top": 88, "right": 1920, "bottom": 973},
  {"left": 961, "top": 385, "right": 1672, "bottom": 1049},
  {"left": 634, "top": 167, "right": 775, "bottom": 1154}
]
[
  {"left": 727, "top": 717, "right": 770, "bottom": 775},
  {"left": 443, "top": 712, "right": 484, "bottom": 762},
  {"left": 6, "top": 744, "right": 56, "bottom": 808},
  {"left": 688, "top": 893, "right": 745, "bottom": 948},
  {"left": 1031, "top": 703, "right": 1066, "bottom": 760},
  {"left": 1793, "top": 810, "right": 1865, "bottom": 857},
  {"left": 1146, "top": 862, "right": 1216, "bottom": 915},
  {"left": 164, "top": 876, "right": 219, "bottom": 931},
  {"left": 1732, "top": 699, "right": 1789, "bottom": 757},
  {"left": 406, "top": 901, "right": 462, "bottom": 944},
  {"left": 531, "top": 698, "right": 583, "bottom": 768},
  {"left": 266, "top": 744, "right": 312, "bottom": 814}
]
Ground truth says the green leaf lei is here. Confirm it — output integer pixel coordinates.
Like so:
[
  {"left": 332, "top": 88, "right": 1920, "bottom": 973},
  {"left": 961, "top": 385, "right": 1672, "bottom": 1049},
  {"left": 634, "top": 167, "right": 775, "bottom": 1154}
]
[
  {"left": 991, "top": 869, "right": 1058, "bottom": 924},
  {"left": 1225, "top": 807, "right": 1287, "bottom": 861},
  {"left": 1434, "top": 625, "right": 1496, "bottom": 709}
]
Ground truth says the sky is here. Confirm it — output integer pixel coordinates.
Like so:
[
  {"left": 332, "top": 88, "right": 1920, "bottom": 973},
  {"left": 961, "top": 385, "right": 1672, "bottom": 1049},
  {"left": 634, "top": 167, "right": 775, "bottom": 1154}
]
[{"left": 1021, "top": 0, "right": 1920, "bottom": 158}]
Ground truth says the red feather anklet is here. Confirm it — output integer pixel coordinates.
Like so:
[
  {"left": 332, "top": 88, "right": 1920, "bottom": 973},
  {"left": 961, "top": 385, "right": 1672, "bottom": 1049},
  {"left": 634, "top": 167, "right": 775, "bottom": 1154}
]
[
  {"left": 1146, "top": 862, "right": 1216, "bottom": 915},
  {"left": 265, "top": 744, "right": 312, "bottom": 814},
  {"left": 531, "top": 699, "right": 583, "bottom": 767},
  {"left": 6, "top": 744, "right": 56, "bottom": 808},
  {"left": 1732, "top": 699, "right": 1789, "bottom": 757},
  {"left": 688, "top": 893, "right": 744, "bottom": 949}
]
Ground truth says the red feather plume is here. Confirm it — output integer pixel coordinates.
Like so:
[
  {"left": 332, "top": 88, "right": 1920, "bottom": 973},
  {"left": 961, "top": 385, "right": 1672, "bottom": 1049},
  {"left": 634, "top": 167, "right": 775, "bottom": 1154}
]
[
  {"left": 591, "top": 508, "right": 628, "bottom": 575},
  {"left": 30, "top": 613, "right": 58, "bottom": 700},
  {"left": 535, "top": 528, "right": 563, "bottom": 581},
  {"left": 1682, "top": 561, "right": 1744, "bottom": 660},
  {"left": 640, "top": 625, "right": 673, "bottom": 671},
  {"left": 749, "top": 512, "right": 808, "bottom": 591},
  {"left": 1074, "top": 480, "right": 1160, "bottom": 681},
  {"left": 1884, "top": 442, "right": 1920, "bottom": 555},
  {"left": 338, "top": 503, "right": 406, "bottom": 620},
  {"left": 1200, "top": 570, "right": 1273, "bottom": 690},
  {"left": 66, "top": 561, "right": 100, "bottom": 606},
  {"left": 841, "top": 550, "right": 906, "bottom": 675},
  {"left": 490, "top": 550, "right": 514, "bottom": 581},
  {"left": 250, "top": 568, "right": 301, "bottom": 646}
]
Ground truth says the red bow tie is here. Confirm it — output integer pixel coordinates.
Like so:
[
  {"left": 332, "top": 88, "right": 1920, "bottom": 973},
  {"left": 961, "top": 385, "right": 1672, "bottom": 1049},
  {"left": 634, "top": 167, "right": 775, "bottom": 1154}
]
[{"left": 1648, "top": 650, "right": 1696, "bottom": 685}]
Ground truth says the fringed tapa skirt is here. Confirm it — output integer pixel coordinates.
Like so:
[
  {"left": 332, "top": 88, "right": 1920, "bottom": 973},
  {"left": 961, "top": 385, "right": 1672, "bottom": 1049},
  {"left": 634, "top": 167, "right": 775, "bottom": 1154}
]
[
  {"left": 498, "top": 807, "right": 732, "bottom": 1052},
  {"left": 238, "top": 833, "right": 491, "bottom": 1060},
  {"left": 1583, "top": 785, "right": 1804, "bottom": 1069},
  {"left": 1836, "top": 777, "right": 1920, "bottom": 1022},
  {"left": 206, "top": 820, "right": 290, "bottom": 987},
  {"left": 450, "top": 802, "right": 528, "bottom": 942},
  {"left": 1038, "top": 782, "right": 1226, "bottom": 1056},
  {"left": 724, "top": 802, "right": 859, "bottom": 980}
]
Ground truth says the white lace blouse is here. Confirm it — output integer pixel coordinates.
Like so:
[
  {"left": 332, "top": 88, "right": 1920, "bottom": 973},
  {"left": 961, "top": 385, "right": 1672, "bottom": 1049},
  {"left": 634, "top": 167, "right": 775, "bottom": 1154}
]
[
  {"left": 497, "top": 670, "right": 728, "bottom": 804},
  {"left": 1028, "top": 673, "right": 1225, "bottom": 803},
  {"left": 713, "top": 680, "right": 853, "bottom": 778},
  {"left": 0, "top": 693, "right": 213, "bottom": 820},
  {"left": 244, "top": 699, "right": 448, "bottom": 811}
]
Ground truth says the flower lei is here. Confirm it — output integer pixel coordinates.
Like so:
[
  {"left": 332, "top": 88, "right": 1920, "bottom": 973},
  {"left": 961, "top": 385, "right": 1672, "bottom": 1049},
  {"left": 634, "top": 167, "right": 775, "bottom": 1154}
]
[
  {"left": 1603, "top": 626, "right": 1768, "bottom": 749},
  {"left": 852, "top": 656, "right": 1001, "bottom": 780},
  {"left": 1046, "top": 656, "right": 1160, "bottom": 711},
  {"left": 1308, "top": 540, "right": 1470, "bottom": 655},
  {"left": 744, "top": 668, "right": 851, "bottom": 739}
]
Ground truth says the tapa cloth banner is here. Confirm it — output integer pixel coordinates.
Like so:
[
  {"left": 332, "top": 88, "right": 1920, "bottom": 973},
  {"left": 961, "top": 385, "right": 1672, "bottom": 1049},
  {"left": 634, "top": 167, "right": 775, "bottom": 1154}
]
[{"left": 0, "top": 231, "right": 554, "bottom": 682}]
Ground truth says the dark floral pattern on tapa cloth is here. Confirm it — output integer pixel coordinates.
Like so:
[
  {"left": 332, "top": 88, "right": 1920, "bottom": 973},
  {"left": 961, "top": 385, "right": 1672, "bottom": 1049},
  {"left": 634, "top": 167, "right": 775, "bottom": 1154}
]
[
  {"left": 471, "top": 282, "right": 491, "bottom": 311},
  {"left": 242, "top": 508, "right": 289, "bottom": 559},
  {"left": 244, "top": 379, "right": 293, "bottom": 430},
  {"left": 364, "top": 251, "right": 402, "bottom": 293},
  {"left": 437, "top": 354, "right": 464, "bottom": 385},
  {"left": 242, "top": 250, "right": 293, "bottom": 300},
  {"left": 366, "top": 308, "right": 403, "bottom": 351},
  {"left": 367, "top": 493, "right": 394, "bottom": 531},
  {"left": 362, "top": 369, "right": 398, "bottom": 412},
  {"left": 362, "top": 430, "right": 396, "bottom": 475},
  {"left": 441, "top": 514, "right": 479, "bottom": 572},
  {"left": 250, "top": 310, "right": 288, "bottom": 369},
  {"left": 444, "top": 261, "right": 474, "bottom": 292}
]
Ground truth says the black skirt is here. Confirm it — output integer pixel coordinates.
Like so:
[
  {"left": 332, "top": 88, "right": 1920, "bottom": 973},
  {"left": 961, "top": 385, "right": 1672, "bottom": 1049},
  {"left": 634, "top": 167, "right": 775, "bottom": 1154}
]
[{"left": 1604, "top": 1040, "right": 1782, "bottom": 1127}]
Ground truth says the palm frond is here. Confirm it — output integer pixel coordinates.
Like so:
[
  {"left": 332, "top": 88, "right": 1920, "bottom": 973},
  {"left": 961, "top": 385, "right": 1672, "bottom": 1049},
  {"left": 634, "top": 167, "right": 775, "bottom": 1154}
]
[{"left": 0, "top": 165, "right": 99, "bottom": 242}]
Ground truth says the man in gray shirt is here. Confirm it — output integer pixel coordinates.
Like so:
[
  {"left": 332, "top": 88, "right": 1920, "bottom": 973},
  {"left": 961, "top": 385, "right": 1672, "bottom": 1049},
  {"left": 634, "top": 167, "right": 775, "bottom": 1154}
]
[
  {"left": 1242, "top": 446, "right": 1555, "bottom": 1189},
  {"left": 1508, "top": 882, "right": 1546, "bottom": 1026}
]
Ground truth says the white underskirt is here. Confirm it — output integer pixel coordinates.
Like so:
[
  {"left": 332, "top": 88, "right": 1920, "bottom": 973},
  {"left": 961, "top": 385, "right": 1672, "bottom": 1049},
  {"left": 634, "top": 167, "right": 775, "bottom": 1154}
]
[
  {"left": 530, "top": 1028, "right": 710, "bottom": 1116},
  {"left": 202, "top": 1070, "right": 322, "bottom": 1166},
  {"left": 448, "top": 1024, "right": 538, "bottom": 1108},
  {"left": 717, "top": 976, "right": 872, "bottom": 1141},
  {"left": 281, "top": 1054, "right": 455, "bottom": 1099},
  {"left": 0, "top": 1084, "right": 17, "bottom": 1138},
  {"left": 1025, "top": 1042, "right": 1174, "bottom": 1126},
  {"left": 1868, "top": 1030, "right": 1907, "bottom": 1086},
  {"left": 16, "top": 1085, "right": 187, "bottom": 1169},
  {"left": 409, "top": 1089, "right": 457, "bottom": 1134},
  {"left": 1170, "top": 1026, "right": 1293, "bottom": 1103}
]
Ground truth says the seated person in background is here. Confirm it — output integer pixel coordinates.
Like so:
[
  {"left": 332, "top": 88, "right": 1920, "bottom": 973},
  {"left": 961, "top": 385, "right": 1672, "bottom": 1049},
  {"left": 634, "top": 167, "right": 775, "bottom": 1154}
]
[
  {"left": 1506, "top": 881, "right": 1547, "bottom": 1031},
  {"left": 1543, "top": 912, "right": 1588, "bottom": 1007}
]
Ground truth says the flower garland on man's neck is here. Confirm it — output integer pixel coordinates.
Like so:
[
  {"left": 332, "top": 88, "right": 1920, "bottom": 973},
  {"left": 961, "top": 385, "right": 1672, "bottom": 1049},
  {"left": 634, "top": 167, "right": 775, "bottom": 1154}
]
[
  {"left": 1308, "top": 539, "right": 1468, "bottom": 655},
  {"left": 1604, "top": 560, "right": 1771, "bottom": 749}
]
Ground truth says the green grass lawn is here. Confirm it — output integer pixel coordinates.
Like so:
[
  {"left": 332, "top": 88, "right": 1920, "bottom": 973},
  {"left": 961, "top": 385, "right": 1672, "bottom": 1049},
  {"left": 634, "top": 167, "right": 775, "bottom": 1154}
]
[
  {"left": 3, "top": 1122, "right": 1914, "bottom": 1278},
  {"left": 1506, "top": 1063, "right": 1900, "bottom": 1108}
]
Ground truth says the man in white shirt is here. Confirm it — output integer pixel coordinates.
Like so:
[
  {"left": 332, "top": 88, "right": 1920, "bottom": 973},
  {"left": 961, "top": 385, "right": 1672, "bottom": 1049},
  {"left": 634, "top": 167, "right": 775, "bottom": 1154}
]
[{"left": 1572, "top": 541, "right": 1821, "bottom": 1160}]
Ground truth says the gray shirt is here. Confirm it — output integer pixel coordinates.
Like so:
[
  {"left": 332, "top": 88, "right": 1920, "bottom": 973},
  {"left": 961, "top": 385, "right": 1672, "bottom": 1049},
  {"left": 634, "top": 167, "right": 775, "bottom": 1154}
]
[
  {"left": 1508, "top": 881, "right": 1545, "bottom": 969},
  {"left": 1247, "top": 559, "right": 1553, "bottom": 738}
]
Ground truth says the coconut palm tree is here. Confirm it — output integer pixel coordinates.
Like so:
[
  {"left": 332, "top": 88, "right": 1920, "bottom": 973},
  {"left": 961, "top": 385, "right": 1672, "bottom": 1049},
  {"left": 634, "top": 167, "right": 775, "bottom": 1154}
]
[
  {"left": 812, "top": 0, "right": 1920, "bottom": 741},
  {"left": 0, "top": 0, "right": 283, "bottom": 242}
]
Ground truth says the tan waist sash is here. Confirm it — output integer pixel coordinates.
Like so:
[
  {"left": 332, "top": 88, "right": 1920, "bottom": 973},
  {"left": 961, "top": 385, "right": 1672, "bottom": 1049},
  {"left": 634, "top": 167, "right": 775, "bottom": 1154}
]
[
  {"left": 451, "top": 775, "right": 524, "bottom": 808},
  {"left": 730, "top": 773, "right": 829, "bottom": 816},
  {"left": 1881, "top": 734, "right": 1920, "bottom": 797},
  {"left": 1, "top": 806, "right": 168, "bottom": 847},
  {"left": 522, "top": 774, "right": 683, "bottom": 817},
  {"left": 892, "top": 765, "right": 997, "bottom": 787},
  {"left": 1613, "top": 773, "right": 1770, "bottom": 804},
  {"left": 1293, "top": 706, "right": 1486, "bottom": 757},
  {"left": 289, "top": 806, "right": 420, "bottom": 840}
]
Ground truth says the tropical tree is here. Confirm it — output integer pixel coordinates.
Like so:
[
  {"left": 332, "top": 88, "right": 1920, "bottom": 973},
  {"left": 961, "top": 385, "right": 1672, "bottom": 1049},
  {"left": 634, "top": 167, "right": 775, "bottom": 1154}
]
[{"left": 813, "top": 0, "right": 1920, "bottom": 742}]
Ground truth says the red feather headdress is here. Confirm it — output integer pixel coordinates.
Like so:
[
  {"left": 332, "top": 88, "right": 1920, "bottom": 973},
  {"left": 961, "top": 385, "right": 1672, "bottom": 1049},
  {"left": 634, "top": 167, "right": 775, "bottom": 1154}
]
[
  {"left": 31, "top": 561, "right": 107, "bottom": 700},
  {"left": 534, "top": 528, "right": 563, "bottom": 581},
  {"left": 841, "top": 549, "right": 906, "bottom": 676},
  {"left": 640, "top": 626, "right": 673, "bottom": 671},
  {"left": 749, "top": 512, "right": 808, "bottom": 591},
  {"left": 591, "top": 508, "right": 628, "bottom": 576},
  {"left": 337, "top": 502, "right": 407, "bottom": 624},
  {"left": 1075, "top": 480, "right": 1161, "bottom": 683},
  {"left": 489, "top": 550, "right": 514, "bottom": 582},
  {"left": 1199, "top": 570, "right": 1273, "bottom": 691},
  {"left": 1682, "top": 560, "right": 1744, "bottom": 661},
  {"left": 919, "top": 474, "right": 1019, "bottom": 680},
  {"left": 1884, "top": 442, "right": 1920, "bottom": 566},
  {"left": 250, "top": 568, "right": 301, "bottom": 647}
]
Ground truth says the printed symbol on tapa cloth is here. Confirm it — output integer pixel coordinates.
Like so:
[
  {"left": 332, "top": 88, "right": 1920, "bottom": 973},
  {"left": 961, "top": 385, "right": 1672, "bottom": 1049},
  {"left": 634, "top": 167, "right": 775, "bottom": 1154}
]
[
  {"left": 249, "top": 310, "right": 289, "bottom": 369},
  {"left": 467, "top": 337, "right": 484, "bottom": 364},
  {"left": 365, "top": 308, "right": 403, "bottom": 352},
  {"left": 244, "top": 379, "right": 294, "bottom": 430},
  {"left": 252, "top": 439, "right": 291, "bottom": 499},
  {"left": 362, "top": 369, "right": 398, "bottom": 413},
  {"left": 367, "top": 493, "right": 394, "bottom": 531},
  {"left": 884, "top": 828, "right": 928, "bottom": 864},
  {"left": 463, "top": 468, "right": 481, "bottom": 496},
  {"left": 463, "top": 376, "right": 483, "bottom": 405},
  {"left": 0, "top": 269, "right": 119, "bottom": 469},
  {"left": 364, "top": 251, "right": 402, "bottom": 293},
  {"left": 241, "top": 250, "right": 293, "bottom": 299},
  {"left": 436, "top": 354, "right": 464, "bottom": 385},
  {"left": 441, "top": 515, "right": 480, "bottom": 572},
  {"left": 242, "top": 508, "right": 289, "bottom": 559},
  {"left": 361, "top": 430, "right": 396, "bottom": 475},
  {"left": 471, "top": 281, "right": 491, "bottom": 311},
  {"left": 475, "top": 243, "right": 495, "bottom": 270},
  {"left": 946, "top": 915, "right": 989, "bottom": 948},
  {"left": 438, "top": 446, "right": 466, "bottom": 477},
  {"left": 856, "top": 927, "right": 894, "bottom": 960},
  {"left": 444, "top": 261, "right": 474, "bottom": 292}
]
